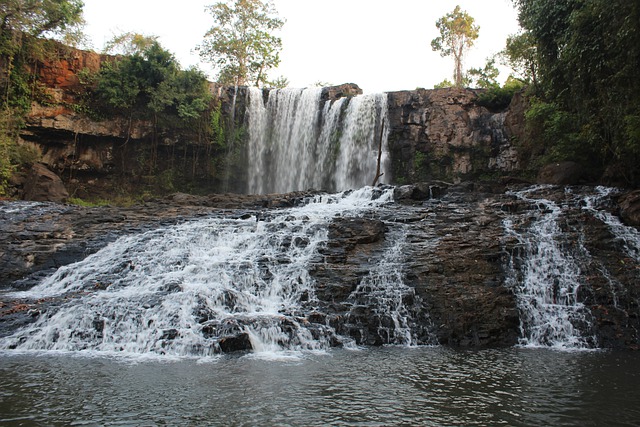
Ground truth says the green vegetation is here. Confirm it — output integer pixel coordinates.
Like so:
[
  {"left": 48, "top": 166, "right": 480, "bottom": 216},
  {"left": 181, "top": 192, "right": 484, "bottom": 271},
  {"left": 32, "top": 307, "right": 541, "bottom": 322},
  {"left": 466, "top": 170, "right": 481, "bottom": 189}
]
[
  {"left": 476, "top": 76, "right": 526, "bottom": 111},
  {"left": 197, "top": 0, "right": 284, "bottom": 87},
  {"left": 431, "top": 5, "right": 480, "bottom": 88},
  {"left": 0, "top": 0, "right": 85, "bottom": 194},
  {"left": 509, "top": 0, "right": 640, "bottom": 184}
]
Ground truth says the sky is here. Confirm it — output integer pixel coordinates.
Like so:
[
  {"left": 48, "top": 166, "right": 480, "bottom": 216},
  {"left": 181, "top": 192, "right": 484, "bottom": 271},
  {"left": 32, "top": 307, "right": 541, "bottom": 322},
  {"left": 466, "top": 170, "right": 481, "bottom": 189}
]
[{"left": 81, "top": 0, "right": 521, "bottom": 94}]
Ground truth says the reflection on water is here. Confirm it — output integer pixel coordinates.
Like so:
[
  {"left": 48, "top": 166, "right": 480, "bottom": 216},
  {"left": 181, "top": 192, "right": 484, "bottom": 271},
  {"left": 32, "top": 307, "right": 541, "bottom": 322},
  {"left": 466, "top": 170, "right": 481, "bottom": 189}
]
[{"left": 1, "top": 347, "right": 639, "bottom": 426}]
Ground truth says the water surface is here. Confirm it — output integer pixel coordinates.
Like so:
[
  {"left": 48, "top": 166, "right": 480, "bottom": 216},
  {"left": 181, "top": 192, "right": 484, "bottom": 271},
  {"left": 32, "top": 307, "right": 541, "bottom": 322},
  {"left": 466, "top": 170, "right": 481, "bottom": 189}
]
[{"left": 1, "top": 347, "right": 638, "bottom": 426}]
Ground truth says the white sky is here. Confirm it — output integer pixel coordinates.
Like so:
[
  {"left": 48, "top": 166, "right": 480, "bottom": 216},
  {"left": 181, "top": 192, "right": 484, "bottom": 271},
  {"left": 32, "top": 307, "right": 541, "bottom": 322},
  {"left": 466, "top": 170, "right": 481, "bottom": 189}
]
[{"left": 81, "top": 0, "right": 521, "bottom": 93}]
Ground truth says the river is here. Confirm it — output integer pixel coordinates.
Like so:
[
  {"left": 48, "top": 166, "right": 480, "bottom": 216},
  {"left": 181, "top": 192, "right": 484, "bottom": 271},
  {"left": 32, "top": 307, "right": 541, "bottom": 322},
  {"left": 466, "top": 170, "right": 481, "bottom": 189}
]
[{"left": 1, "top": 347, "right": 638, "bottom": 426}]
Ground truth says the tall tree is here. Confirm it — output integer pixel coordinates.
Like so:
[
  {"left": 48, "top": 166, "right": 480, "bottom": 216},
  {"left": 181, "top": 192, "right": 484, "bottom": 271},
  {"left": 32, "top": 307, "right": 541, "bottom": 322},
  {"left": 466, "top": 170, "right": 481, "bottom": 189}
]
[
  {"left": 500, "top": 31, "right": 538, "bottom": 88},
  {"left": 431, "top": 5, "right": 479, "bottom": 88},
  {"left": 0, "top": 0, "right": 84, "bottom": 38},
  {"left": 513, "top": 0, "right": 640, "bottom": 184},
  {"left": 197, "top": 0, "right": 284, "bottom": 87}
]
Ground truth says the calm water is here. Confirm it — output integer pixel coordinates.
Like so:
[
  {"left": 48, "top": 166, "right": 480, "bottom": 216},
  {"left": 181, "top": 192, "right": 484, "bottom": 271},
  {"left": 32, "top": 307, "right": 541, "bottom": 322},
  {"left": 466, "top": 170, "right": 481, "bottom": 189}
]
[{"left": 1, "top": 347, "right": 638, "bottom": 426}]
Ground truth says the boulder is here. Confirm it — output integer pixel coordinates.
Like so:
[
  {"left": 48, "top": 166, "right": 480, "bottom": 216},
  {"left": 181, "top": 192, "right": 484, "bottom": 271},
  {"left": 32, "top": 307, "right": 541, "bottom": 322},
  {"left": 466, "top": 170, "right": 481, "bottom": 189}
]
[
  {"left": 618, "top": 190, "right": 640, "bottom": 226},
  {"left": 537, "top": 161, "right": 583, "bottom": 185},
  {"left": 22, "top": 163, "right": 69, "bottom": 203}
]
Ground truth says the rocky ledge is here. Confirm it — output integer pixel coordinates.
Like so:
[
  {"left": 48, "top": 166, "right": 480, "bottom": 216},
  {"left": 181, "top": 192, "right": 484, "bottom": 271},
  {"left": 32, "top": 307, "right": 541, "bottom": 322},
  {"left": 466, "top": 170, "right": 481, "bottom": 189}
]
[{"left": 1, "top": 183, "right": 640, "bottom": 350}]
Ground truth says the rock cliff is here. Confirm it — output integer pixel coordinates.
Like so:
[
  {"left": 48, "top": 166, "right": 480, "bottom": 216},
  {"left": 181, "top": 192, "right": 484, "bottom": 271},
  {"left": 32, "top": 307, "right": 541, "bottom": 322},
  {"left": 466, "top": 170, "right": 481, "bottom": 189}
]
[
  {"left": 11, "top": 45, "right": 532, "bottom": 201},
  {"left": 387, "top": 88, "right": 523, "bottom": 184},
  {"left": 2, "top": 184, "right": 639, "bottom": 350}
]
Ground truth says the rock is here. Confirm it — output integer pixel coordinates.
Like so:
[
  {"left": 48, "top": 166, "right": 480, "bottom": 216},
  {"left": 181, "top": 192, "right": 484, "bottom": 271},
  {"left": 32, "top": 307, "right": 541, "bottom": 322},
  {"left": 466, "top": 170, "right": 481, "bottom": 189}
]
[
  {"left": 22, "top": 163, "right": 69, "bottom": 203},
  {"left": 218, "top": 333, "right": 252, "bottom": 353},
  {"left": 2, "top": 185, "right": 640, "bottom": 350},
  {"left": 618, "top": 190, "right": 640, "bottom": 226},
  {"left": 537, "top": 161, "right": 583, "bottom": 185}
]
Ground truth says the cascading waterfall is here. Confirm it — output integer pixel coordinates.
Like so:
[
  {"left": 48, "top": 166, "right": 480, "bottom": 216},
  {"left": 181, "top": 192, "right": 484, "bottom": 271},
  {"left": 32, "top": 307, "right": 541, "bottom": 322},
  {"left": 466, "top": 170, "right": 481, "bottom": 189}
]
[
  {"left": 504, "top": 186, "right": 596, "bottom": 349},
  {"left": 344, "top": 228, "right": 435, "bottom": 346},
  {"left": 0, "top": 187, "right": 402, "bottom": 358},
  {"left": 246, "top": 87, "right": 389, "bottom": 194},
  {"left": 582, "top": 186, "right": 640, "bottom": 262}
]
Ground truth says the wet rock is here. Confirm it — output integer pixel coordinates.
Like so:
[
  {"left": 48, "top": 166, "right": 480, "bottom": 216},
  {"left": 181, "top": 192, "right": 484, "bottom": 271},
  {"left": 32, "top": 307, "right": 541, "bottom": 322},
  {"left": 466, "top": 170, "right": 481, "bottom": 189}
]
[
  {"left": 218, "top": 333, "right": 252, "bottom": 353},
  {"left": 22, "top": 163, "right": 69, "bottom": 203},
  {"left": 618, "top": 190, "right": 640, "bottom": 226},
  {"left": 537, "top": 161, "right": 583, "bottom": 185}
]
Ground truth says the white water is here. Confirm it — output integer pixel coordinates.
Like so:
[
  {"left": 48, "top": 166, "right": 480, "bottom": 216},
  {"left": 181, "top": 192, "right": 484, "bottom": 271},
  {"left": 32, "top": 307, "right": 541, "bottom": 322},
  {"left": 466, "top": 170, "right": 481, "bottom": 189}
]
[
  {"left": 1, "top": 188, "right": 396, "bottom": 358},
  {"left": 246, "top": 88, "right": 389, "bottom": 194},
  {"left": 345, "top": 228, "right": 433, "bottom": 346},
  {"left": 504, "top": 186, "right": 595, "bottom": 349},
  {"left": 582, "top": 186, "right": 640, "bottom": 262}
]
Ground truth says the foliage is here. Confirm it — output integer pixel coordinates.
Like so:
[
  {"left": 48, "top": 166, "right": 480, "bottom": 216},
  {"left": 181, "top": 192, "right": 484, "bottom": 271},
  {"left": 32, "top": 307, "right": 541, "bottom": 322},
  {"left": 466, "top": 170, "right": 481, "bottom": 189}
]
[
  {"left": 102, "top": 32, "right": 158, "bottom": 56},
  {"left": 476, "top": 76, "right": 525, "bottom": 111},
  {"left": 67, "top": 197, "right": 111, "bottom": 207},
  {"left": 433, "top": 78, "right": 454, "bottom": 89},
  {"left": 197, "top": 0, "right": 284, "bottom": 87},
  {"left": 0, "top": 0, "right": 85, "bottom": 194},
  {"left": 512, "top": 0, "right": 640, "bottom": 184},
  {"left": 0, "top": 0, "right": 84, "bottom": 39},
  {"left": 431, "top": 5, "right": 480, "bottom": 88},
  {"left": 466, "top": 58, "right": 500, "bottom": 89},
  {"left": 500, "top": 31, "right": 538, "bottom": 87},
  {"left": 209, "top": 103, "right": 226, "bottom": 147},
  {"left": 92, "top": 41, "right": 212, "bottom": 128},
  {"left": 268, "top": 76, "right": 288, "bottom": 88}
]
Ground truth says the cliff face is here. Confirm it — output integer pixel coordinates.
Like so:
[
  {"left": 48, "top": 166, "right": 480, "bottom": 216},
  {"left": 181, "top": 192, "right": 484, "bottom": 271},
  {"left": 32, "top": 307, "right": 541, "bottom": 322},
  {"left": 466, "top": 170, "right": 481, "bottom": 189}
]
[
  {"left": 2, "top": 184, "right": 639, "bottom": 350},
  {"left": 12, "top": 46, "right": 530, "bottom": 200},
  {"left": 387, "top": 89, "right": 524, "bottom": 184}
]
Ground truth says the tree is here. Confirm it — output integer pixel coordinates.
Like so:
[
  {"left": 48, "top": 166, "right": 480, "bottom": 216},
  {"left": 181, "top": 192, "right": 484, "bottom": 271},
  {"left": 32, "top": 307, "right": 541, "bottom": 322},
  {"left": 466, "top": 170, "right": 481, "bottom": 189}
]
[
  {"left": 466, "top": 58, "right": 500, "bottom": 89},
  {"left": 512, "top": 0, "right": 640, "bottom": 184},
  {"left": 94, "top": 41, "right": 210, "bottom": 126},
  {"left": 103, "top": 32, "right": 159, "bottom": 56},
  {"left": 0, "top": 0, "right": 84, "bottom": 38},
  {"left": 500, "top": 31, "right": 538, "bottom": 88},
  {"left": 431, "top": 5, "right": 479, "bottom": 88},
  {"left": 197, "top": 0, "right": 284, "bottom": 87},
  {"left": 0, "top": 0, "right": 85, "bottom": 194}
]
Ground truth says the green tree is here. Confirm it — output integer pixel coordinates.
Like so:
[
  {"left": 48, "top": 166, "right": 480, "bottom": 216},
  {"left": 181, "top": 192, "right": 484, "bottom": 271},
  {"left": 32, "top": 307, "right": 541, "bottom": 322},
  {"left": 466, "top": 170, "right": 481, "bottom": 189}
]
[
  {"left": 103, "top": 32, "right": 158, "bottom": 56},
  {"left": 0, "top": 0, "right": 84, "bottom": 38},
  {"left": 93, "top": 41, "right": 211, "bottom": 127},
  {"left": 431, "top": 5, "right": 480, "bottom": 88},
  {"left": 500, "top": 31, "right": 538, "bottom": 87},
  {"left": 433, "top": 78, "right": 454, "bottom": 89},
  {"left": 466, "top": 58, "right": 499, "bottom": 89},
  {"left": 197, "top": 0, "right": 284, "bottom": 86},
  {"left": 513, "top": 0, "right": 640, "bottom": 184}
]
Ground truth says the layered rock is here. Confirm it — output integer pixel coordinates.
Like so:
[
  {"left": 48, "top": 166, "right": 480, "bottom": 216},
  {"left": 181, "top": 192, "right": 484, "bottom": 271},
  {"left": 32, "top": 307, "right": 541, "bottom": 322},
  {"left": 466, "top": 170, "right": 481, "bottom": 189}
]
[
  {"left": 386, "top": 88, "right": 521, "bottom": 184},
  {"left": 1, "top": 184, "right": 639, "bottom": 349}
]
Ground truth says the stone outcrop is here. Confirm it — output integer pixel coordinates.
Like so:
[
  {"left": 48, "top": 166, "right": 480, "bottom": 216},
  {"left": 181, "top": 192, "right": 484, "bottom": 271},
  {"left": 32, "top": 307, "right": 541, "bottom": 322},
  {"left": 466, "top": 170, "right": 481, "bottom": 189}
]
[
  {"left": 12, "top": 43, "right": 533, "bottom": 200},
  {"left": 14, "top": 163, "right": 69, "bottom": 203},
  {"left": 618, "top": 190, "right": 640, "bottom": 226},
  {"left": 386, "top": 88, "right": 521, "bottom": 184},
  {"left": 537, "top": 161, "right": 584, "bottom": 185},
  {"left": 1, "top": 184, "right": 639, "bottom": 350}
]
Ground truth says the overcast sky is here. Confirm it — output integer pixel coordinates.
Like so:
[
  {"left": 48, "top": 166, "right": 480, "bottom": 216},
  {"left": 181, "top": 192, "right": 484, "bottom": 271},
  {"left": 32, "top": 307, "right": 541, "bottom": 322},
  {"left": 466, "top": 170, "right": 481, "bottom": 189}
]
[{"left": 81, "top": 0, "right": 521, "bottom": 93}]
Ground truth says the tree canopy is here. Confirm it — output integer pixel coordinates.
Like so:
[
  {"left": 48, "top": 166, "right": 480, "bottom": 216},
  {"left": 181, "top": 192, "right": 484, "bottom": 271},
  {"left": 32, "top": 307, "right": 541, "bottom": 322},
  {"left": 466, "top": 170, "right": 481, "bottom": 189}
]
[
  {"left": 197, "top": 0, "right": 284, "bottom": 87},
  {"left": 511, "top": 0, "right": 640, "bottom": 184},
  {"left": 0, "top": 0, "right": 84, "bottom": 37},
  {"left": 431, "top": 5, "right": 479, "bottom": 88},
  {"left": 93, "top": 40, "right": 211, "bottom": 127}
]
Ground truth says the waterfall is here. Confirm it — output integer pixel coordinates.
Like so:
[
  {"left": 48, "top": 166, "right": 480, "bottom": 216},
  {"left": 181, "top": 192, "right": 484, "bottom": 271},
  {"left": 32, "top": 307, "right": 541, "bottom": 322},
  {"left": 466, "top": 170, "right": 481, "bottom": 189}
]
[
  {"left": 1, "top": 188, "right": 401, "bottom": 358},
  {"left": 246, "top": 88, "right": 389, "bottom": 194},
  {"left": 504, "top": 186, "right": 596, "bottom": 349},
  {"left": 344, "top": 228, "right": 435, "bottom": 346},
  {"left": 582, "top": 186, "right": 640, "bottom": 262}
]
